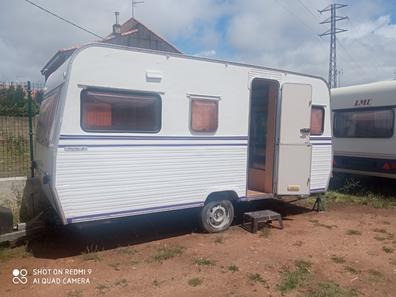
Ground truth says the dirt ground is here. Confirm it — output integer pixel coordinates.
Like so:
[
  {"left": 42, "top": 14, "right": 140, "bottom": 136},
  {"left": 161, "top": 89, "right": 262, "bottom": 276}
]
[{"left": 0, "top": 199, "right": 395, "bottom": 297}]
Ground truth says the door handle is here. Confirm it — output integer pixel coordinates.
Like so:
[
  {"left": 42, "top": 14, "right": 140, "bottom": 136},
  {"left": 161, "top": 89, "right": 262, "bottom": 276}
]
[{"left": 300, "top": 128, "right": 310, "bottom": 134}]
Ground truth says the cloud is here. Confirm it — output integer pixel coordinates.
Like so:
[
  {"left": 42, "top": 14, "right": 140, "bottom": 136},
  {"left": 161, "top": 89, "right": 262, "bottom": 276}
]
[
  {"left": 0, "top": 0, "right": 396, "bottom": 86},
  {"left": 194, "top": 49, "right": 217, "bottom": 57}
]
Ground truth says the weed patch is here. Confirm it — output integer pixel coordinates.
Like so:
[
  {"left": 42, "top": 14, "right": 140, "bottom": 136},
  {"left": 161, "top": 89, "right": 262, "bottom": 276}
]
[
  {"left": 330, "top": 255, "right": 345, "bottom": 264},
  {"left": 81, "top": 245, "right": 102, "bottom": 262},
  {"left": 96, "top": 284, "right": 110, "bottom": 295},
  {"left": 382, "top": 246, "right": 394, "bottom": 254},
  {"left": 0, "top": 245, "right": 30, "bottom": 262},
  {"left": 346, "top": 229, "right": 362, "bottom": 236},
  {"left": 188, "top": 277, "right": 203, "bottom": 287},
  {"left": 248, "top": 273, "right": 267, "bottom": 286},
  {"left": 304, "top": 282, "right": 358, "bottom": 297},
  {"left": 367, "top": 269, "right": 384, "bottom": 282},
  {"left": 108, "top": 262, "right": 120, "bottom": 271},
  {"left": 260, "top": 225, "right": 271, "bottom": 238},
  {"left": 277, "top": 260, "right": 312, "bottom": 294},
  {"left": 344, "top": 266, "right": 360, "bottom": 275},
  {"left": 193, "top": 257, "right": 215, "bottom": 266},
  {"left": 114, "top": 278, "right": 128, "bottom": 288},
  {"left": 214, "top": 236, "right": 224, "bottom": 244},
  {"left": 228, "top": 264, "right": 239, "bottom": 272},
  {"left": 152, "top": 245, "right": 185, "bottom": 262}
]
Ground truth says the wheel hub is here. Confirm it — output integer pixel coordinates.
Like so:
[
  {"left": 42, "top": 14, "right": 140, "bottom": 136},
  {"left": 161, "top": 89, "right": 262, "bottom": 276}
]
[{"left": 209, "top": 204, "right": 229, "bottom": 227}]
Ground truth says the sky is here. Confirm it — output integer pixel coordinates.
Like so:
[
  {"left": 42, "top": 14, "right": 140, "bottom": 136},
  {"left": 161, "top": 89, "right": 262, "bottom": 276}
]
[{"left": 1, "top": 0, "right": 396, "bottom": 87}]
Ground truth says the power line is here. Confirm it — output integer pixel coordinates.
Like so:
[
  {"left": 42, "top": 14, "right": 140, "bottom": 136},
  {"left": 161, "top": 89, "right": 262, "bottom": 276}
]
[
  {"left": 23, "top": 0, "right": 104, "bottom": 39},
  {"left": 295, "top": 0, "right": 319, "bottom": 20}
]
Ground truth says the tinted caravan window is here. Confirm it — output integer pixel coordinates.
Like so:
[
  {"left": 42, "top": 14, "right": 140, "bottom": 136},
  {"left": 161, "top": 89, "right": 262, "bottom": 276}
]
[
  {"left": 81, "top": 89, "right": 161, "bottom": 133},
  {"left": 311, "top": 106, "right": 325, "bottom": 135},
  {"left": 190, "top": 99, "right": 218, "bottom": 133},
  {"left": 334, "top": 108, "right": 394, "bottom": 138}
]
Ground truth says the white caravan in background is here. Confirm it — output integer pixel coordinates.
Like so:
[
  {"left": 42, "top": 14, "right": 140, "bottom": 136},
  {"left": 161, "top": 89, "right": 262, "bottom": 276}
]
[
  {"left": 35, "top": 43, "right": 332, "bottom": 233},
  {"left": 332, "top": 81, "right": 396, "bottom": 179}
]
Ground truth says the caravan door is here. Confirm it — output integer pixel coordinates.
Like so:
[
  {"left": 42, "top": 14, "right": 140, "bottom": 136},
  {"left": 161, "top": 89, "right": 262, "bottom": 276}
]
[{"left": 276, "top": 83, "right": 312, "bottom": 195}]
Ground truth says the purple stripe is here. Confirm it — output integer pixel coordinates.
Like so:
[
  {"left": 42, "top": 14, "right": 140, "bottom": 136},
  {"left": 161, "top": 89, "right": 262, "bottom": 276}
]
[
  {"left": 60, "top": 135, "right": 248, "bottom": 141},
  {"left": 310, "top": 188, "right": 326, "bottom": 193},
  {"left": 67, "top": 201, "right": 204, "bottom": 223},
  {"left": 311, "top": 142, "right": 332, "bottom": 146},
  {"left": 59, "top": 143, "right": 248, "bottom": 148},
  {"left": 310, "top": 137, "right": 332, "bottom": 140}
]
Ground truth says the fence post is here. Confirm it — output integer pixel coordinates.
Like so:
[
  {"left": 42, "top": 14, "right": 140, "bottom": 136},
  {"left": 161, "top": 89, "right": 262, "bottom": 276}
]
[{"left": 27, "top": 81, "right": 34, "bottom": 178}]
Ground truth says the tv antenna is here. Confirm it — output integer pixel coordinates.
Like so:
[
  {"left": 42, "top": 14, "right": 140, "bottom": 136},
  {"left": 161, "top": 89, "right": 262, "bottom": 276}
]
[{"left": 132, "top": 0, "right": 144, "bottom": 18}]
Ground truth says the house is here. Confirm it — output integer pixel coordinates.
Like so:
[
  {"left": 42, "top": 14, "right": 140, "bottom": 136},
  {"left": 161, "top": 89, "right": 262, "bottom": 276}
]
[{"left": 41, "top": 17, "right": 181, "bottom": 80}]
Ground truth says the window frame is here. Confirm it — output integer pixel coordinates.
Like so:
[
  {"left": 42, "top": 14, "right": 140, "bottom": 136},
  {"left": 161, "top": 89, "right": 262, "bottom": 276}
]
[
  {"left": 333, "top": 106, "right": 395, "bottom": 139},
  {"left": 36, "top": 86, "right": 62, "bottom": 146},
  {"left": 310, "top": 105, "right": 325, "bottom": 136},
  {"left": 80, "top": 88, "right": 162, "bottom": 134},
  {"left": 189, "top": 97, "right": 219, "bottom": 134}
]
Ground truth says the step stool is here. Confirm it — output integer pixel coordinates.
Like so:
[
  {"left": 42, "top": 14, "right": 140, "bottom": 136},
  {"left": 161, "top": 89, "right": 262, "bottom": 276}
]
[{"left": 242, "top": 210, "right": 283, "bottom": 233}]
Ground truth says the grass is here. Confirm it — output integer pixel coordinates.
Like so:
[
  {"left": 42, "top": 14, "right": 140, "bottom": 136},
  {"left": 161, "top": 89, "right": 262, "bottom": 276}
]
[
  {"left": 330, "top": 255, "right": 346, "bottom": 264},
  {"left": 277, "top": 260, "right": 312, "bottom": 294},
  {"left": 373, "top": 228, "right": 387, "bottom": 234},
  {"left": 260, "top": 225, "right": 271, "bottom": 238},
  {"left": 65, "top": 290, "right": 83, "bottom": 297},
  {"left": 193, "top": 257, "right": 215, "bottom": 266},
  {"left": 108, "top": 262, "right": 121, "bottom": 271},
  {"left": 114, "top": 278, "right": 128, "bottom": 288},
  {"left": 247, "top": 273, "right": 267, "bottom": 286},
  {"left": 389, "top": 259, "right": 396, "bottom": 266},
  {"left": 152, "top": 245, "right": 185, "bottom": 262},
  {"left": 323, "top": 191, "right": 396, "bottom": 209},
  {"left": 374, "top": 236, "right": 387, "bottom": 241},
  {"left": 304, "top": 282, "right": 358, "bottom": 297},
  {"left": 0, "top": 245, "right": 30, "bottom": 262},
  {"left": 228, "top": 264, "right": 239, "bottom": 272},
  {"left": 346, "top": 229, "right": 362, "bottom": 236},
  {"left": 367, "top": 269, "right": 384, "bottom": 282},
  {"left": 96, "top": 284, "right": 110, "bottom": 295},
  {"left": 188, "top": 277, "right": 203, "bottom": 287},
  {"left": 116, "top": 246, "right": 137, "bottom": 256},
  {"left": 81, "top": 245, "right": 102, "bottom": 262},
  {"left": 382, "top": 246, "right": 394, "bottom": 254},
  {"left": 344, "top": 266, "right": 360, "bottom": 275},
  {"left": 214, "top": 236, "right": 224, "bottom": 244},
  {"left": 152, "top": 279, "right": 165, "bottom": 287}
]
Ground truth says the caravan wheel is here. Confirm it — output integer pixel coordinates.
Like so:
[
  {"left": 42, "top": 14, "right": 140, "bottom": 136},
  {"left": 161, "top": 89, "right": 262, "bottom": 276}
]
[{"left": 200, "top": 200, "right": 234, "bottom": 233}]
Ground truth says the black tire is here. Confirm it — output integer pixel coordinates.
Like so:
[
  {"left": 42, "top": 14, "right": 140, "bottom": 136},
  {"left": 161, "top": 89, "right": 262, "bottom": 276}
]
[{"left": 200, "top": 200, "right": 234, "bottom": 233}]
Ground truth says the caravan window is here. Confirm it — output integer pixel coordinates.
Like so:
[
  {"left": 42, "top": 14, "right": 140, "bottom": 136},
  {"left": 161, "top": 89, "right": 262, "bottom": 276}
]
[
  {"left": 310, "top": 106, "right": 325, "bottom": 135},
  {"left": 334, "top": 108, "right": 394, "bottom": 138},
  {"left": 36, "top": 87, "right": 61, "bottom": 146},
  {"left": 190, "top": 99, "right": 218, "bottom": 133},
  {"left": 81, "top": 89, "right": 161, "bottom": 132}
]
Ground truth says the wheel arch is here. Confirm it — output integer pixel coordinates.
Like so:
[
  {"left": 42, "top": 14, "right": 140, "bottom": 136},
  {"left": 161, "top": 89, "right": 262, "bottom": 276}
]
[{"left": 204, "top": 190, "right": 239, "bottom": 205}]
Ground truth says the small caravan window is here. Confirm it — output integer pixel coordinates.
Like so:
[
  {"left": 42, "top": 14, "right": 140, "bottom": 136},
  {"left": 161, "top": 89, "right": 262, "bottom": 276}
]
[
  {"left": 81, "top": 89, "right": 161, "bottom": 132},
  {"left": 190, "top": 99, "right": 218, "bottom": 133},
  {"left": 334, "top": 108, "right": 394, "bottom": 138},
  {"left": 36, "top": 87, "right": 61, "bottom": 146},
  {"left": 311, "top": 106, "right": 325, "bottom": 135}
]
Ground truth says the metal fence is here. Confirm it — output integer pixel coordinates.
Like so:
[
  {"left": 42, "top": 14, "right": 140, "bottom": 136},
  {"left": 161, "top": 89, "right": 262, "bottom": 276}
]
[
  {"left": 0, "top": 81, "right": 38, "bottom": 178},
  {"left": 0, "top": 116, "right": 36, "bottom": 178}
]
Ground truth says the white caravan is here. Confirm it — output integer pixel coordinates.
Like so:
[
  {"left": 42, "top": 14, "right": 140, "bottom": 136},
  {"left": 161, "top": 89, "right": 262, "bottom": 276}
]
[
  {"left": 332, "top": 81, "right": 396, "bottom": 179},
  {"left": 35, "top": 43, "right": 332, "bottom": 232}
]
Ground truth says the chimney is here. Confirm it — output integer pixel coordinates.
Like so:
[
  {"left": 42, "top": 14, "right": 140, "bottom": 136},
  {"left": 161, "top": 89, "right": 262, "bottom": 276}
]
[{"left": 112, "top": 11, "right": 121, "bottom": 35}]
